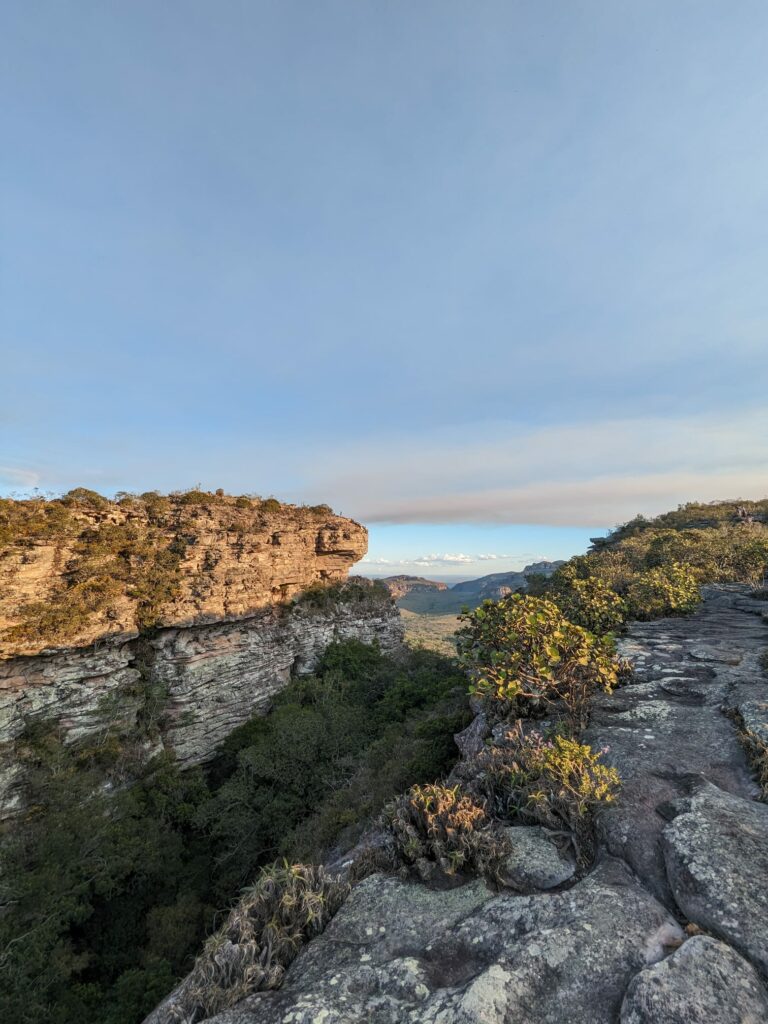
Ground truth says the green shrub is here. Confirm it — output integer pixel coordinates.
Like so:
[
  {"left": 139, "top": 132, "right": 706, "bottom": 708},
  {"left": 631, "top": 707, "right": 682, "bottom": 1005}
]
[
  {"left": 61, "top": 487, "right": 109, "bottom": 509},
  {"left": 260, "top": 497, "right": 282, "bottom": 513},
  {"left": 170, "top": 862, "right": 348, "bottom": 1023},
  {"left": 625, "top": 562, "right": 701, "bottom": 620},
  {"left": 471, "top": 725, "right": 621, "bottom": 863},
  {"left": 550, "top": 572, "right": 627, "bottom": 635},
  {"left": 382, "top": 783, "right": 509, "bottom": 881},
  {"left": 457, "top": 594, "right": 621, "bottom": 726}
]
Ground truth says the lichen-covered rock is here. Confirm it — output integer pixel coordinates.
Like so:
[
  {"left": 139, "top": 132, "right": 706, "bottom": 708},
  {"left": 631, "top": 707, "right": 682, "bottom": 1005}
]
[
  {"left": 585, "top": 587, "right": 768, "bottom": 903},
  {"left": 662, "top": 782, "right": 768, "bottom": 975},
  {"left": 500, "top": 826, "right": 576, "bottom": 891},
  {"left": 198, "top": 859, "right": 683, "bottom": 1024},
  {"left": 620, "top": 935, "right": 768, "bottom": 1024}
]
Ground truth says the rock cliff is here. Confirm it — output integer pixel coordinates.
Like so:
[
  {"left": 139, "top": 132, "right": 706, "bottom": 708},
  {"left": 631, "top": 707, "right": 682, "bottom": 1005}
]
[{"left": 0, "top": 492, "right": 404, "bottom": 816}]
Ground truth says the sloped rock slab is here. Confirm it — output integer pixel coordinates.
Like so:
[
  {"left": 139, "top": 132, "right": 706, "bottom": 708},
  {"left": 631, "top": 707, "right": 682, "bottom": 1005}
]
[
  {"left": 620, "top": 935, "right": 768, "bottom": 1023},
  {"left": 662, "top": 782, "right": 768, "bottom": 975},
  {"left": 207, "top": 859, "right": 683, "bottom": 1024}
]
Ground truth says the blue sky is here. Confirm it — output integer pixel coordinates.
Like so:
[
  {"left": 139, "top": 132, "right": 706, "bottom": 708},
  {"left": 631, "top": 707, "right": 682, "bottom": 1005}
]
[{"left": 2, "top": 2, "right": 767, "bottom": 578}]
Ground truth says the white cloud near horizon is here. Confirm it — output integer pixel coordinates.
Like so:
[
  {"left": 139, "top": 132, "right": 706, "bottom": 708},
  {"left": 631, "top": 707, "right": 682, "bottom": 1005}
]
[{"left": 303, "top": 408, "right": 768, "bottom": 527}]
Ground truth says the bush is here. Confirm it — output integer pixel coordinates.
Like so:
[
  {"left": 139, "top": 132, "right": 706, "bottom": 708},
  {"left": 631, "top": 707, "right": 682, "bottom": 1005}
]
[
  {"left": 550, "top": 572, "right": 628, "bottom": 635},
  {"left": 169, "top": 863, "right": 348, "bottom": 1024},
  {"left": 61, "top": 487, "right": 109, "bottom": 509},
  {"left": 260, "top": 497, "right": 282, "bottom": 513},
  {"left": 625, "top": 562, "right": 701, "bottom": 620},
  {"left": 457, "top": 594, "right": 621, "bottom": 726},
  {"left": 470, "top": 725, "right": 621, "bottom": 864},
  {"left": 382, "top": 783, "right": 509, "bottom": 881}
]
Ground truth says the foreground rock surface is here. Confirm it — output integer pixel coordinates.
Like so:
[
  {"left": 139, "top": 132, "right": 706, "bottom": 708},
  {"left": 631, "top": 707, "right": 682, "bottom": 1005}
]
[
  {"left": 620, "top": 935, "right": 768, "bottom": 1024},
  {"left": 662, "top": 782, "right": 768, "bottom": 975},
  {"left": 199, "top": 860, "right": 683, "bottom": 1024}
]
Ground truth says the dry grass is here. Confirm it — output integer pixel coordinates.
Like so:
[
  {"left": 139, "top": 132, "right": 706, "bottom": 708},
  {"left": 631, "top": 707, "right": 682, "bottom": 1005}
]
[{"left": 399, "top": 608, "right": 461, "bottom": 657}]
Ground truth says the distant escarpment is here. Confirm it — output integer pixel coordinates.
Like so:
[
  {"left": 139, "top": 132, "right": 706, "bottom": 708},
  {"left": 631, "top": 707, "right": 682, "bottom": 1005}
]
[
  {"left": 0, "top": 490, "right": 403, "bottom": 816},
  {"left": 380, "top": 575, "right": 448, "bottom": 600}
]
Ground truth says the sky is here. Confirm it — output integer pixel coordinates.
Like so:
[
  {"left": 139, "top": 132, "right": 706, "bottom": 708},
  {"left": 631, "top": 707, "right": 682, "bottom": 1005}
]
[{"left": 2, "top": 2, "right": 767, "bottom": 580}]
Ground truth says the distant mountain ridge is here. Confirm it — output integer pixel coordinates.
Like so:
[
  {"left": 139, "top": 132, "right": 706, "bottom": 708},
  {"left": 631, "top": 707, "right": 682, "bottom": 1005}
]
[
  {"left": 383, "top": 561, "right": 564, "bottom": 614},
  {"left": 450, "top": 561, "right": 564, "bottom": 600}
]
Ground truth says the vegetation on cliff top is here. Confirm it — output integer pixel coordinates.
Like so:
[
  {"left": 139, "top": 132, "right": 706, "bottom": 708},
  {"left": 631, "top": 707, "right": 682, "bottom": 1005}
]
[{"left": 0, "top": 488, "right": 349, "bottom": 648}]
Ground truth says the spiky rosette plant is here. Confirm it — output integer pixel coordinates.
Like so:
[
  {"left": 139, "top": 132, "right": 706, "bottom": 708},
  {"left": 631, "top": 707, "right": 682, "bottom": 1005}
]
[
  {"left": 457, "top": 594, "right": 621, "bottom": 726},
  {"left": 168, "top": 862, "right": 349, "bottom": 1024},
  {"left": 382, "top": 783, "right": 509, "bottom": 881}
]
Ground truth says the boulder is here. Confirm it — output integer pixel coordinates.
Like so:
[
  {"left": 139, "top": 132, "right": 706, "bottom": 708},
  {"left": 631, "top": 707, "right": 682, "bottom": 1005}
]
[
  {"left": 500, "top": 826, "right": 576, "bottom": 891},
  {"left": 662, "top": 782, "right": 768, "bottom": 975},
  {"left": 620, "top": 935, "right": 768, "bottom": 1024}
]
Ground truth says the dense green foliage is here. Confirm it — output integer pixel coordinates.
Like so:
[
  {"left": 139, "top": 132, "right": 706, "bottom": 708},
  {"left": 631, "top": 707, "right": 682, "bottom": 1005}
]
[
  {"left": 624, "top": 562, "right": 701, "bottom": 620},
  {"left": 0, "top": 641, "right": 468, "bottom": 1024},
  {"left": 548, "top": 568, "right": 628, "bottom": 634},
  {"left": 457, "top": 594, "right": 621, "bottom": 725}
]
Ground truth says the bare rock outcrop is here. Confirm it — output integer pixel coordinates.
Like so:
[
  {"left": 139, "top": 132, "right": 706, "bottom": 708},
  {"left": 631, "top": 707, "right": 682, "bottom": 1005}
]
[
  {"left": 200, "top": 860, "right": 683, "bottom": 1024},
  {"left": 662, "top": 782, "right": 768, "bottom": 975}
]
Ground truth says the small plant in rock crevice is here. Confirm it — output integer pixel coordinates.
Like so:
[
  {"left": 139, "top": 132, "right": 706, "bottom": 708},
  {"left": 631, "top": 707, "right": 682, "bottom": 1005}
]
[
  {"left": 167, "top": 862, "right": 348, "bottom": 1024},
  {"left": 466, "top": 724, "right": 621, "bottom": 865},
  {"left": 381, "top": 782, "right": 510, "bottom": 882}
]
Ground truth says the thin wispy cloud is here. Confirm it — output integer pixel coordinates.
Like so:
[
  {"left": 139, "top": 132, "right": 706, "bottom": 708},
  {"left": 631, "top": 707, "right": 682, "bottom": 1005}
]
[
  {"left": 0, "top": 465, "right": 41, "bottom": 490},
  {"left": 302, "top": 408, "right": 768, "bottom": 526}
]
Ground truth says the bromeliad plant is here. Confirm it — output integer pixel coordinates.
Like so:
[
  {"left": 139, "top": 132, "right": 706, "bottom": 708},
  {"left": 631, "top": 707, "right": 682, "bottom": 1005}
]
[
  {"left": 382, "top": 783, "right": 510, "bottom": 882},
  {"left": 457, "top": 594, "right": 621, "bottom": 726},
  {"left": 471, "top": 724, "right": 621, "bottom": 864},
  {"left": 168, "top": 862, "right": 349, "bottom": 1024}
]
